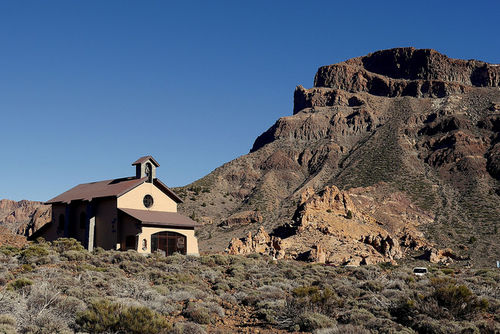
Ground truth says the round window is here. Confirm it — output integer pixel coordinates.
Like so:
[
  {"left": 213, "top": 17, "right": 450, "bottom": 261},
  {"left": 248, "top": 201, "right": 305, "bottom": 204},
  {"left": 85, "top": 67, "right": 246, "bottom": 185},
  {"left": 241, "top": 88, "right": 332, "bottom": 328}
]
[{"left": 143, "top": 194, "right": 154, "bottom": 208}]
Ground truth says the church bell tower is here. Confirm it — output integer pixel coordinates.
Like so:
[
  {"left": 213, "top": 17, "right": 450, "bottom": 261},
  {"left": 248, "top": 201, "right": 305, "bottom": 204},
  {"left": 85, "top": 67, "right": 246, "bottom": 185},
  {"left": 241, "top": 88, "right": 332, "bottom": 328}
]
[{"left": 132, "top": 156, "right": 160, "bottom": 183}]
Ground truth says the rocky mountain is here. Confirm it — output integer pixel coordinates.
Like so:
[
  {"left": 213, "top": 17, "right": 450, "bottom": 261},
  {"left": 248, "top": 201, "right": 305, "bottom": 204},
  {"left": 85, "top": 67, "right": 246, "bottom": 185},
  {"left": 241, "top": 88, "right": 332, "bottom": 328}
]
[
  {"left": 0, "top": 199, "right": 51, "bottom": 239},
  {"left": 177, "top": 47, "right": 500, "bottom": 267}
]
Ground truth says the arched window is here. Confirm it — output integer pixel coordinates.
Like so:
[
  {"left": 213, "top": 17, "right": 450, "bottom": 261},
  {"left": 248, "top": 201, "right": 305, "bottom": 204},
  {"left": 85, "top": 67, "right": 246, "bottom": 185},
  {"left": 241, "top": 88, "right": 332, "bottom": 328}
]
[
  {"left": 58, "top": 214, "right": 65, "bottom": 231},
  {"left": 145, "top": 162, "right": 153, "bottom": 183},
  {"left": 151, "top": 232, "right": 186, "bottom": 256},
  {"left": 79, "top": 212, "right": 87, "bottom": 229}
]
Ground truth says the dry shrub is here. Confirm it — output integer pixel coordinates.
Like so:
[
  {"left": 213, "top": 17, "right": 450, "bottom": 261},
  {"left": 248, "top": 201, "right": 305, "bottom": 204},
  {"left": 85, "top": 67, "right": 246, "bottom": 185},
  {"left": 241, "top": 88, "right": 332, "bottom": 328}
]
[
  {"left": 0, "top": 314, "right": 16, "bottom": 334},
  {"left": 51, "top": 238, "right": 84, "bottom": 253},
  {"left": 430, "top": 277, "right": 488, "bottom": 319},
  {"left": 171, "top": 321, "right": 207, "bottom": 334},
  {"left": 76, "top": 299, "right": 171, "bottom": 334},
  {"left": 297, "top": 312, "right": 336, "bottom": 331},
  {"left": 183, "top": 301, "right": 224, "bottom": 325}
]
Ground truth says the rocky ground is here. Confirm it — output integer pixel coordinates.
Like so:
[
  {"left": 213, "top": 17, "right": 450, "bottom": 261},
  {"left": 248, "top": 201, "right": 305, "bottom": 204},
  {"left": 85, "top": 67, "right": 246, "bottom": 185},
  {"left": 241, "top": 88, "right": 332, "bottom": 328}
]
[
  {"left": 176, "top": 47, "right": 500, "bottom": 267},
  {"left": 0, "top": 239, "right": 498, "bottom": 333}
]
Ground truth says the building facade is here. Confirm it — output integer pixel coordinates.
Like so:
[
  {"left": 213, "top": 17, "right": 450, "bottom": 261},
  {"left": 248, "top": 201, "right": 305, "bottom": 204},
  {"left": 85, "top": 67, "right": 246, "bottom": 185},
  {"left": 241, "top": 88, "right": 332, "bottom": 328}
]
[{"left": 33, "top": 156, "right": 199, "bottom": 256}]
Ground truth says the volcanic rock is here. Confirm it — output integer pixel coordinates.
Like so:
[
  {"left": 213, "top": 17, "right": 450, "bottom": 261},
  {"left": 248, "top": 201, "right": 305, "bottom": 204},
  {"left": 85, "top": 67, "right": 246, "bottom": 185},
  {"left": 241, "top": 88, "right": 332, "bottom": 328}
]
[
  {"left": 179, "top": 47, "right": 500, "bottom": 266},
  {"left": 227, "top": 185, "right": 441, "bottom": 266},
  {"left": 0, "top": 199, "right": 51, "bottom": 238}
]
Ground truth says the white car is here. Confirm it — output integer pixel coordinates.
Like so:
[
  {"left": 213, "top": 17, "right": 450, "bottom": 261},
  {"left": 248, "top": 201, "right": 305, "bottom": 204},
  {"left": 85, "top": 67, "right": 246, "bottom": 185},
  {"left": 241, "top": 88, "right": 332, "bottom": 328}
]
[{"left": 413, "top": 267, "right": 428, "bottom": 276}]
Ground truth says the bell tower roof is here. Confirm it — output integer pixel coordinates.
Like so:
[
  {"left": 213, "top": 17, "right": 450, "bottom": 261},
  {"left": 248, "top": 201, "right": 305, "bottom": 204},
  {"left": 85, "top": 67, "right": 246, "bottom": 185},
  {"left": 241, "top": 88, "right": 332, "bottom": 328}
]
[
  {"left": 132, "top": 156, "right": 159, "bottom": 181},
  {"left": 132, "top": 155, "right": 160, "bottom": 167}
]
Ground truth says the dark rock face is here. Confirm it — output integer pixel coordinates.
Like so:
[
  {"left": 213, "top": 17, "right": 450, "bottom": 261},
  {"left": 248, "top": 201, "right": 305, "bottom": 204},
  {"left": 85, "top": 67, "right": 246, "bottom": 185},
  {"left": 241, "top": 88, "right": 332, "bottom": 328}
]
[
  {"left": 179, "top": 47, "right": 500, "bottom": 266},
  {"left": 304, "top": 47, "right": 499, "bottom": 103}
]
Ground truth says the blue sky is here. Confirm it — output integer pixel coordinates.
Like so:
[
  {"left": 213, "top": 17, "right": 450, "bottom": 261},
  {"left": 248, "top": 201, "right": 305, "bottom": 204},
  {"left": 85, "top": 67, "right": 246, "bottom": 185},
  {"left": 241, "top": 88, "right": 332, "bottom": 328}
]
[{"left": 1, "top": 0, "right": 499, "bottom": 201}]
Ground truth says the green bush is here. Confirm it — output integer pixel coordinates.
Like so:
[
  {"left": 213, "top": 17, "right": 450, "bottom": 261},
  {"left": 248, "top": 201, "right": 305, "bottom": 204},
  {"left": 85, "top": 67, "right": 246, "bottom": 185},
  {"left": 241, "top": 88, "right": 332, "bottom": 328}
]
[
  {"left": 431, "top": 278, "right": 488, "bottom": 319},
  {"left": 7, "top": 277, "right": 33, "bottom": 291},
  {"left": 52, "top": 238, "right": 85, "bottom": 253},
  {"left": 0, "top": 245, "right": 20, "bottom": 257},
  {"left": 61, "top": 250, "right": 89, "bottom": 261},
  {"left": 20, "top": 243, "right": 51, "bottom": 263},
  {"left": 76, "top": 299, "right": 171, "bottom": 334}
]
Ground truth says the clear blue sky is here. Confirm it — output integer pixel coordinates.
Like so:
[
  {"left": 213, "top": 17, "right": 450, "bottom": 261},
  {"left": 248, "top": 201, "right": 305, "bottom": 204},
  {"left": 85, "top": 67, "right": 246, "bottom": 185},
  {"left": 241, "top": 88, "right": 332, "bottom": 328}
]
[{"left": 1, "top": 0, "right": 499, "bottom": 201}]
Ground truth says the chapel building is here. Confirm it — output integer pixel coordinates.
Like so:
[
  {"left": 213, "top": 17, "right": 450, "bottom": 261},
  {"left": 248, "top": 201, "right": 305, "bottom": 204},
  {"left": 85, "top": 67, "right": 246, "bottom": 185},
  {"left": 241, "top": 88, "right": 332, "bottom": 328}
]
[{"left": 33, "top": 156, "right": 199, "bottom": 256}]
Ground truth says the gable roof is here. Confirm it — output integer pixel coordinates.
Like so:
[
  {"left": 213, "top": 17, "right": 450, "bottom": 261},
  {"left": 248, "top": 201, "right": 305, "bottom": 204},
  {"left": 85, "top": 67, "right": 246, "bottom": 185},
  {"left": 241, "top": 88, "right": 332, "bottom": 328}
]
[
  {"left": 132, "top": 156, "right": 160, "bottom": 167},
  {"left": 46, "top": 177, "right": 183, "bottom": 204},
  {"left": 153, "top": 179, "right": 183, "bottom": 203},
  {"left": 119, "top": 208, "right": 200, "bottom": 228}
]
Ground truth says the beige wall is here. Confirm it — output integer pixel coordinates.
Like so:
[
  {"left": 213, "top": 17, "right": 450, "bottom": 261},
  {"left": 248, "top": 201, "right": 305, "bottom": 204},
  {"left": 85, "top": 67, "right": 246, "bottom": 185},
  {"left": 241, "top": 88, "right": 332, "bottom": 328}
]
[
  {"left": 117, "top": 182, "right": 177, "bottom": 212},
  {"left": 94, "top": 198, "right": 118, "bottom": 250},
  {"left": 137, "top": 226, "right": 199, "bottom": 256}
]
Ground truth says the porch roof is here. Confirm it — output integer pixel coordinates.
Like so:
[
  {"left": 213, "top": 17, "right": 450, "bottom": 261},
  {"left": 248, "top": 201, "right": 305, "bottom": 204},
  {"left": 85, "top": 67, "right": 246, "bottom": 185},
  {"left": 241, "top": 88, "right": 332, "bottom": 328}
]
[{"left": 119, "top": 208, "right": 200, "bottom": 228}]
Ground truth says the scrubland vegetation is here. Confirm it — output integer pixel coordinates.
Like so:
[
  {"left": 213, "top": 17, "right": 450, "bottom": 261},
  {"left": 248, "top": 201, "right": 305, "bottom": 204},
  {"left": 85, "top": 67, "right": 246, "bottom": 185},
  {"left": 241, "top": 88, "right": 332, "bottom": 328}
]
[{"left": 0, "top": 238, "right": 498, "bottom": 333}]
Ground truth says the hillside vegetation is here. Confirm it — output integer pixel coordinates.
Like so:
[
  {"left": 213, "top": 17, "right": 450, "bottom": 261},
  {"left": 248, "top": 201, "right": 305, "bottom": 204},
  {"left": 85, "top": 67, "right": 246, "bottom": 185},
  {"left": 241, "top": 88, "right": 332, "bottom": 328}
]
[{"left": 0, "top": 238, "right": 498, "bottom": 333}]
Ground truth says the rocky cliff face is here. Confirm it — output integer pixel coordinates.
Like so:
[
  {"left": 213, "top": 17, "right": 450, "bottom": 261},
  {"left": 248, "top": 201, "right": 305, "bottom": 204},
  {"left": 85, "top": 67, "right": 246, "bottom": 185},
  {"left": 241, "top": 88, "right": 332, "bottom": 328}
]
[
  {"left": 0, "top": 199, "right": 51, "bottom": 238},
  {"left": 178, "top": 47, "right": 499, "bottom": 266}
]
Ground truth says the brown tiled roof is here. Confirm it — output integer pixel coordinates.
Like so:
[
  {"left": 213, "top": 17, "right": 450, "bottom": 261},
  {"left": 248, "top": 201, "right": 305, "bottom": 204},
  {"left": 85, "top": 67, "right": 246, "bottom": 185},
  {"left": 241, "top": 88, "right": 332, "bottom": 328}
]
[
  {"left": 132, "top": 156, "right": 160, "bottom": 167},
  {"left": 46, "top": 177, "right": 147, "bottom": 204},
  {"left": 119, "top": 208, "right": 200, "bottom": 228}
]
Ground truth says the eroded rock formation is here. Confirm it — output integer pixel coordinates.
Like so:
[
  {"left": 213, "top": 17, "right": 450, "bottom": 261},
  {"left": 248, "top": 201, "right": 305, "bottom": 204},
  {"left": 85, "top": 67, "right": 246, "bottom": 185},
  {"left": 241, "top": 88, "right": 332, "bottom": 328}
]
[
  {"left": 227, "top": 185, "right": 458, "bottom": 266},
  {"left": 0, "top": 199, "right": 51, "bottom": 238},
  {"left": 179, "top": 47, "right": 500, "bottom": 266}
]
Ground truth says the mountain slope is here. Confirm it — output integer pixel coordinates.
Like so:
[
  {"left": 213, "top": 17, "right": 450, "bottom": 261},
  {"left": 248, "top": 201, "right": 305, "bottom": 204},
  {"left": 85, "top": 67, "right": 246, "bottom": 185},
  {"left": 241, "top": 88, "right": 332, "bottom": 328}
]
[{"left": 177, "top": 47, "right": 500, "bottom": 266}]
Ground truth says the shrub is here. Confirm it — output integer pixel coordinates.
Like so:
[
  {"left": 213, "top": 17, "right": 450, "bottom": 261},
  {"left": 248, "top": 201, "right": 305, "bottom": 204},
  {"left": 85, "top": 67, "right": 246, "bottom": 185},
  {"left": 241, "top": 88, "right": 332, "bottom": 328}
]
[
  {"left": 346, "top": 210, "right": 353, "bottom": 219},
  {"left": 183, "top": 301, "right": 224, "bottom": 325},
  {"left": 431, "top": 279, "right": 488, "bottom": 319},
  {"left": 61, "top": 250, "right": 89, "bottom": 261},
  {"left": 171, "top": 322, "right": 207, "bottom": 334},
  {"left": 0, "top": 314, "right": 16, "bottom": 334},
  {"left": 0, "top": 245, "right": 20, "bottom": 257},
  {"left": 76, "top": 299, "right": 171, "bottom": 334},
  {"left": 52, "top": 238, "right": 85, "bottom": 253},
  {"left": 441, "top": 268, "right": 454, "bottom": 275},
  {"left": 19, "top": 243, "right": 51, "bottom": 264},
  {"left": 184, "top": 303, "right": 211, "bottom": 325},
  {"left": 297, "top": 312, "right": 335, "bottom": 331},
  {"left": 7, "top": 277, "right": 33, "bottom": 291}
]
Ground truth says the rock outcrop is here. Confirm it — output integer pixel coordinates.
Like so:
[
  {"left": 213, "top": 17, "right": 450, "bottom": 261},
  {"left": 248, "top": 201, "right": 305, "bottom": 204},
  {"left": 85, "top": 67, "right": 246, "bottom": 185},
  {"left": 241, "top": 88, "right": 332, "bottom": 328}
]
[
  {"left": 227, "top": 185, "right": 448, "bottom": 266},
  {"left": 219, "top": 210, "right": 263, "bottom": 228},
  {"left": 179, "top": 47, "right": 500, "bottom": 267},
  {"left": 0, "top": 199, "right": 51, "bottom": 239},
  {"left": 226, "top": 226, "right": 284, "bottom": 259}
]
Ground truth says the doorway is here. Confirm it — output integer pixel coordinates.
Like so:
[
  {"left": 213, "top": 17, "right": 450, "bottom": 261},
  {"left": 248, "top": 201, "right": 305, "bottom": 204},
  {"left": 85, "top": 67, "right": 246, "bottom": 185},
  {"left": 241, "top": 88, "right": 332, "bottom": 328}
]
[{"left": 151, "top": 231, "right": 186, "bottom": 256}]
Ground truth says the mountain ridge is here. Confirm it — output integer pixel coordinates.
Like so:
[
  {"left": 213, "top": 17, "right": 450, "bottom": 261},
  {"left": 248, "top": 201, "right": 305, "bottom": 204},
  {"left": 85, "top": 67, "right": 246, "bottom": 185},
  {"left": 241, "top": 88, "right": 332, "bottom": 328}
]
[{"left": 177, "top": 47, "right": 500, "bottom": 266}]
